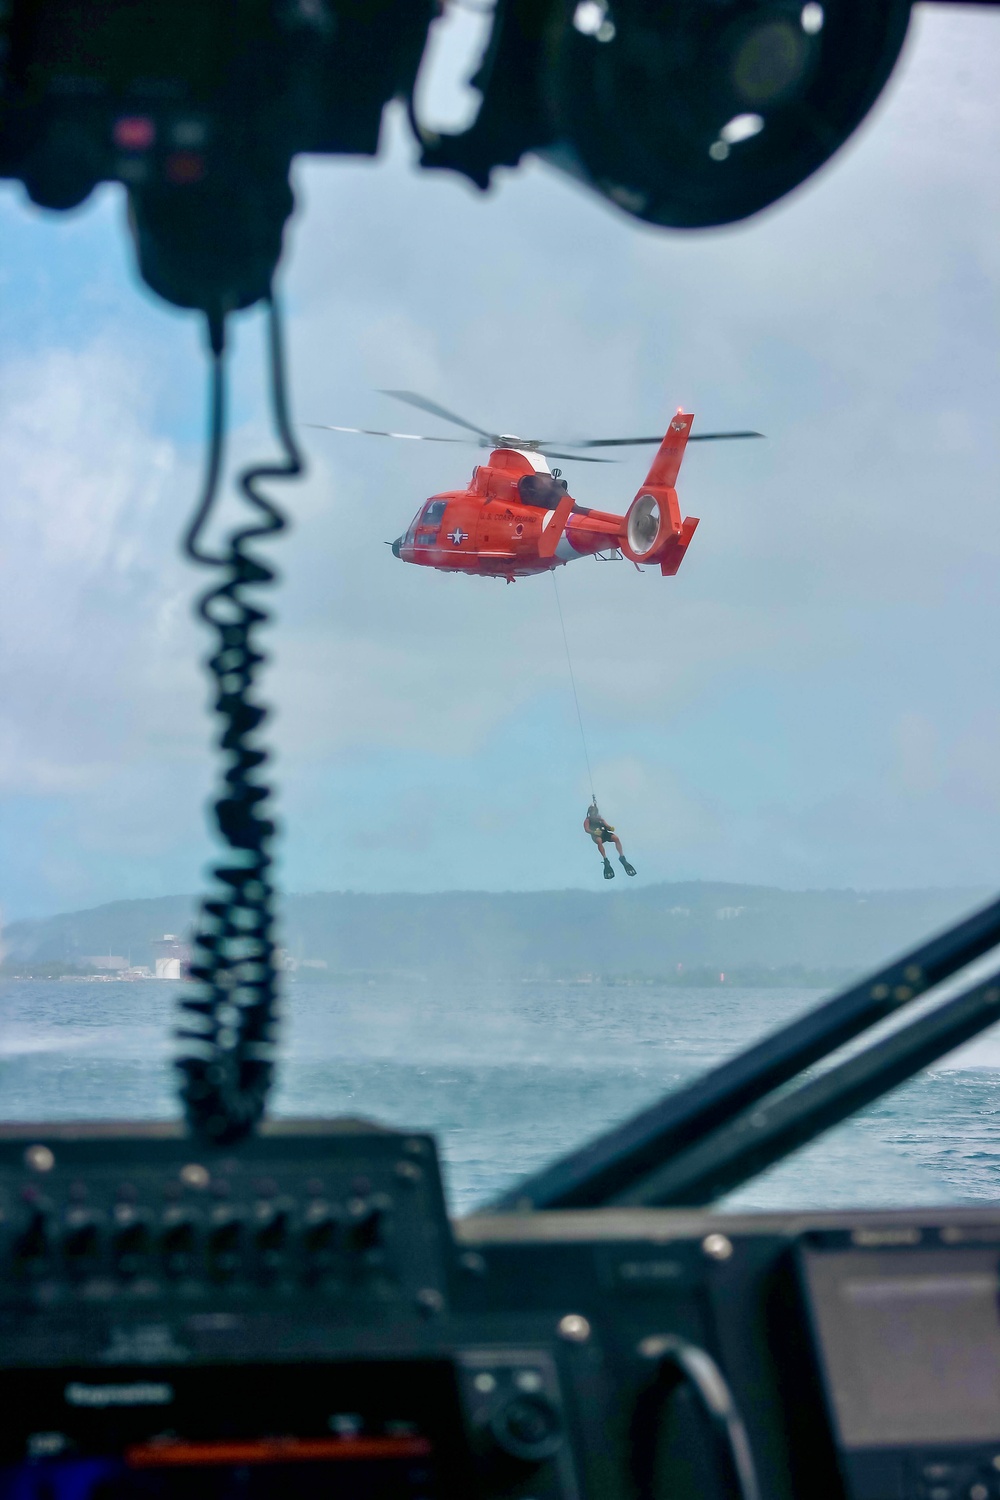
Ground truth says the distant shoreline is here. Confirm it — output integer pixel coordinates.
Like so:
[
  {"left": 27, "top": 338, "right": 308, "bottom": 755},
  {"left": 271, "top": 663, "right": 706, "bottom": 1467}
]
[{"left": 1, "top": 963, "right": 853, "bottom": 990}]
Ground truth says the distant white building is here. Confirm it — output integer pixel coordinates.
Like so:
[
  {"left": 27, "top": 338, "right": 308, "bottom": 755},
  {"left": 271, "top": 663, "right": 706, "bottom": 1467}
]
[{"left": 152, "top": 934, "right": 190, "bottom": 981}]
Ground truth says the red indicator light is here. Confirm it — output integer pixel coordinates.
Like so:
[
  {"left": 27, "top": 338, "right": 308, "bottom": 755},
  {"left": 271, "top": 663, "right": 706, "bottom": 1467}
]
[
  {"left": 165, "top": 152, "right": 206, "bottom": 186},
  {"left": 113, "top": 116, "right": 156, "bottom": 151},
  {"left": 125, "top": 1437, "right": 432, "bottom": 1467}
]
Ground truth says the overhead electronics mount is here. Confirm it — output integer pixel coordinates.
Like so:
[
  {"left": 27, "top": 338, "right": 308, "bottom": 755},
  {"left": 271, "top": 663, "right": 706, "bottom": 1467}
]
[{"left": 0, "top": 0, "right": 992, "bottom": 320}]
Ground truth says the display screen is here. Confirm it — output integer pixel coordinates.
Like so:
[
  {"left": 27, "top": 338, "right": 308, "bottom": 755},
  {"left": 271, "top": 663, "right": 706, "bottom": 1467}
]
[
  {"left": 0, "top": 1361, "right": 467, "bottom": 1500},
  {"left": 802, "top": 1247, "right": 1000, "bottom": 1448}
]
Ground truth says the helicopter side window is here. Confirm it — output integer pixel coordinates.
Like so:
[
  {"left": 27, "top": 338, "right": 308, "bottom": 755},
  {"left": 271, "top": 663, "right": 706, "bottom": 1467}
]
[
  {"left": 518, "top": 474, "right": 565, "bottom": 509},
  {"left": 422, "top": 500, "right": 447, "bottom": 526}
]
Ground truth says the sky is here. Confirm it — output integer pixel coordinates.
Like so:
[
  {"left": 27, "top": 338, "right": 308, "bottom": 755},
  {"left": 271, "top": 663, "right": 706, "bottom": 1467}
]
[{"left": 0, "top": 4, "right": 998, "bottom": 922}]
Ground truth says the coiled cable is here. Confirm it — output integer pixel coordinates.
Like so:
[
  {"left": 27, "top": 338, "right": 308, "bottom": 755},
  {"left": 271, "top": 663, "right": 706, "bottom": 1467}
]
[{"left": 176, "top": 295, "right": 303, "bottom": 1146}]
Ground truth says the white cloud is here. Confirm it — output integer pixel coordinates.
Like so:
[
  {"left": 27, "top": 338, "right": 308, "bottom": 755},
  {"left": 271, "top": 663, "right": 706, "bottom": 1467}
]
[{"left": 0, "top": 340, "right": 205, "bottom": 795}]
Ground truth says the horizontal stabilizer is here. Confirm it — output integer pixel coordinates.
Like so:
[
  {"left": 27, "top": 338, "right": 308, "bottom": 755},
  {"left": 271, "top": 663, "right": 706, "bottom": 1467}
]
[{"left": 659, "top": 516, "right": 700, "bottom": 576}]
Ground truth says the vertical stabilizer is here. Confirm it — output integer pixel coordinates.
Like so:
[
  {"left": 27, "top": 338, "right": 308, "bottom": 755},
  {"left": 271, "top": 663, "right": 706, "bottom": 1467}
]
[
  {"left": 619, "top": 410, "right": 699, "bottom": 571},
  {"left": 643, "top": 410, "right": 693, "bottom": 489}
]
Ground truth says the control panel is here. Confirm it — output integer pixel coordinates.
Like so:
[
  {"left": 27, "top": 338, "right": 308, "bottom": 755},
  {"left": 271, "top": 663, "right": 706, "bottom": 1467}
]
[
  {"left": 4, "top": 1122, "right": 1000, "bottom": 1500},
  {"left": 0, "top": 1121, "right": 450, "bottom": 1329}
]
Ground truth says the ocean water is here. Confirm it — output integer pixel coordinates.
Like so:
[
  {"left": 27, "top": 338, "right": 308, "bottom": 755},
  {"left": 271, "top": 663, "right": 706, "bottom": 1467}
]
[{"left": 1, "top": 977, "right": 999, "bottom": 1216}]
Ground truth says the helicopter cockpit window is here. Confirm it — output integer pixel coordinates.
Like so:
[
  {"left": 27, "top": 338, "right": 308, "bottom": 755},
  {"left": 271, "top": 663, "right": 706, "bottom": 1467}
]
[
  {"left": 406, "top": 503, "right": 446, "bottom": 546},
  {"left": 413, "top": 500, "right": 446, "bottom": 545}
]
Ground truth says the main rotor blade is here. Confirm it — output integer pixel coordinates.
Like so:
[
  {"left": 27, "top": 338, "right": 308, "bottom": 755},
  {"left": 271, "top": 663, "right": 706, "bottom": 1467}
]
[
  {"left": 379, "top": 390, "right": 493, "bottom": 440},
  {"left": 304, "top": 423, "right": 477, "bottom": 444},
  {"left": 544, "top": 450, "right": 617, "bottom": 463},
  {"left": 560, "top": 430, "right": 765, "bottom": 449}
]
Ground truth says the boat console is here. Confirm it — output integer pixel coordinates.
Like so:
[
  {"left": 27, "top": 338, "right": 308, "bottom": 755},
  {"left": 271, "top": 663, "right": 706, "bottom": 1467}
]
[{"left": 3, "top": 1114, "right": 1000, "bottom": 1500}]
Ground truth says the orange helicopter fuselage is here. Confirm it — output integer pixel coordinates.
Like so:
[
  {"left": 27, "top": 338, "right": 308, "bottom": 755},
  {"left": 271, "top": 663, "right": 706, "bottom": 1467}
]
[{"left": 392, "top": 414, "right": 700, "bottom": 581}]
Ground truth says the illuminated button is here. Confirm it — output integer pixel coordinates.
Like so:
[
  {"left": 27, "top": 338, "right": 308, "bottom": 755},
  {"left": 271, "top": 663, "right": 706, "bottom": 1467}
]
[
  {"left": 329, "top": 1414, "right": 363, "bottom": 1438},
  {"left": 557, "top": 1313, "right": 590, "bottom": 1343},
  {"left": 113, "top": 116, "right": 155, "bottom": 151},
  {"left": 171, "top": 119, "right": 206, "bottom": 148}
]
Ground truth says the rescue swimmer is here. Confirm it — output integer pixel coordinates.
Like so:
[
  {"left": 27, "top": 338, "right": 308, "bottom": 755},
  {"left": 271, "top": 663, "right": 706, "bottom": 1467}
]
[{"left": 585, "top": 802, "right": 636, "bottom": 880}]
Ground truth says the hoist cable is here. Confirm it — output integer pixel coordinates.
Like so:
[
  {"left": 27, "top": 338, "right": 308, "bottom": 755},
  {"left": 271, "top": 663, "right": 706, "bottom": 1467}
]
[
  {"left": 550, "top": 569, "right": 596, "bottom": 800},
  {"left": 176, "top": 293, "right": 302, "bottom": 1146}
]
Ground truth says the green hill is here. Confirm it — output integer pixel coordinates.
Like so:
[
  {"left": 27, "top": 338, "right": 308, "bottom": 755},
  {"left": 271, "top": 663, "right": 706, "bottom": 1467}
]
[{"left": 1, "top": 883, "right": 990, "bottom": 982}]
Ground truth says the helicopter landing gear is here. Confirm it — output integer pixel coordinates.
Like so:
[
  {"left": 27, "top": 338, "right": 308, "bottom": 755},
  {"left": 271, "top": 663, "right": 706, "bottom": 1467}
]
[
  {"left": 602, "top": 857, "right": 615, "bottom": 879},
  {"left": 619, "top": 856, "right": 636, "bottom": 877}
]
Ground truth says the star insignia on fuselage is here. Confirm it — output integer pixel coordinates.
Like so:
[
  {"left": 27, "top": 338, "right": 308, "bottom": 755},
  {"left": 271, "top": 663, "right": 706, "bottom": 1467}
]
[{"left": 448, "top": 528, "right": 468, "bottom": 545}]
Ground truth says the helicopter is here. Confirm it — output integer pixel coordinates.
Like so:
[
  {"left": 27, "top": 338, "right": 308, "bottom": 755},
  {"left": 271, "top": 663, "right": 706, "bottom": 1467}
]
[{"left": 307, "top": 391, "right": 764, "bottom": 582}]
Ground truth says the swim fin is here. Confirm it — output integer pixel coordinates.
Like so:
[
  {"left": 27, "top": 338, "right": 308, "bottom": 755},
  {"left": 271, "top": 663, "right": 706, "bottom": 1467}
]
[
  {"left": 619, "top": 856, "right": 636, "bottom": 877},
  {"left": 602, "top": 857, "right": 615, "bottom": 880}
]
